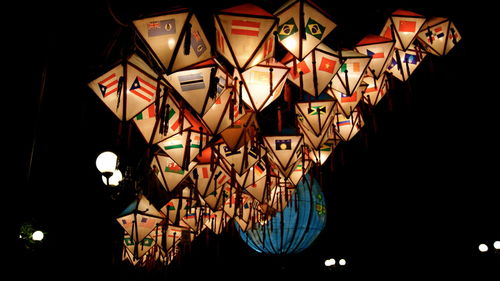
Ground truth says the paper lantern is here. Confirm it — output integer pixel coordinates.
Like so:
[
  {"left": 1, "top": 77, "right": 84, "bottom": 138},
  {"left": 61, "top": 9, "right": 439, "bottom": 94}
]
[
  {"left": 214, "top": 3, "right": 278, "bottom": 71},
  {"left": 220, "top": 111, "right": 259, "bottom": 151},
  {"left": 133, "top": 9, "right": 212, "bottom": 74},
  {"left": 295, "top": 99, "right": 336, "bottom": 136},
  {"left": 282, "top": 43, "right": 341, "bottom": 97},
  {"left": 328, "top": 81, "right": 367, "bottom": 118},
  {"left": 88, "top": 54, "right": 163, "bottom": 121},
  {"left": 235, "top": 59, "right": 289, "bottom": 112},
  {"left": 202, "top": 210, "right": 230, "bottom": 234},
  {"left": 355, "top": 34, "right": 396, "bottom": 79},
  {"left": 330, "top": 50, "right": 371, "bottom": 101},
  {"left": 201, "top": 88, "right": 246, "bottom": 135},
  {"left": 151, "top": 152, "right": 196, "bottom": 192},
  {"left": 217, "top": 141, "right": 264, "bottom": 176},
  {"left": 362, "top": 73, "right": 390, "bottom": 106},
  {"left": 386, "top": 45, "right": 427, "bottom": 82},
  {"left": 164, "top": 58, "right": 232, "bottom": 115},
  {"left": 333, "top": 107, "right": 364, "bottom": 141},
  {"left": 160, "top": 187, "right": 197, "bottom": 224},
  {"left": 238, "top": 174, "right": 326, "bottom": 254},
  {"left": 380, "top": 9, "right": 427, "bottom": 51},
  {"left": 263, "top": 135, "right": 304, "bottom": 177},
  {"left": 274, "top": 0, "right": 336, "bottom": 60},
  {"left": 417, "top": 17, "right": 461, "bottom": 56},
  {"left": 116, "top": 195, "right": 165, "bottom": 244},
  {"left": 190, "top": 163, "right": 230, "bottom": 202}
]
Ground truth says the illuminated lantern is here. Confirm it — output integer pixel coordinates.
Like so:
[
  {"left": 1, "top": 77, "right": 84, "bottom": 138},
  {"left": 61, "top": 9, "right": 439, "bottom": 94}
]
[
  {"left": 238, "top": 174, "right": 326, "bottom": 254},
  {"left": 328, "top": 82, "right": 367, "bottom": 118},
  {"left": 133, "top": 9, "right": 212, "bottom": 74},
  {"left": 190, "top": 163, "right": 231, "bottom": 206},
  {"left": 263, "top": 135, "right": 304, "bottom": 177},
  {"left": 202, "top": 88, "right": 246, "bottom": 135},
  {"left": 220, "top": 111, "right": 259, "bottom": 151},
  {"left": 330, "top": 50, "right": 371, "bottom": 101},
  {"left": 116, "top": 195, "right": 165, "bottom": 244},
  {"left": 202, "top": 210, "right": 230, "bottom": 234},
  {"left": 274, "top": 0, "right": 337, "bottom": 60},
  {"left": 287, "top": 157, "right": 313, "bottom": 186},
  {"left": 362, "top": 73, "right": 390, "bottom": 106},
  {"left": 236, "top": 160, "right": 270, "bottom": 203},
  {"left": 214, "top": 3, "right": 278, "bottom": 71},
  {"left": 355, "top": 34, "right": 396, "bottom": 79},
  {"left": 380, "top": 9, "right": 427, "bottom": 51},
  {"left": 151, "top": 152, "right": 196, "bottom": 192},
  {"left": 160, "top": 187, "right": 197, "bottom": 224},
  {"left": 282, "top": 43, "right": 341, "bottom": 97},
  {"left": 295, "top": 99, "right": 336, "bottom": 136},
  {"left": 123, "top": 233, "right": 156, "bottom": 260},
  {"left": 165, "top": 58, "right": 232, "bottom": 115},
  {"left": 133, "top": 93, "right": 192, "bottom": 145},
  {"left": 333, "top": 107, "right": 364, "bottom": 141},
  {"left": 223, "top": 191, "right": 255, "bottom": 231},
  {"left": 235, "top": 59, "right": 289, "bottom": 112},
  {"left": 88, "top": 54, "right": 163, "bottom": 121},
  {"left": 386, "top": 44, "right": 427, "bottom": 81},
  {"left": 417, "top": 17, "right": 461, "bottom": 56},
  {"left": 217, "top": 141, "right": 263, "bottom": 176}
]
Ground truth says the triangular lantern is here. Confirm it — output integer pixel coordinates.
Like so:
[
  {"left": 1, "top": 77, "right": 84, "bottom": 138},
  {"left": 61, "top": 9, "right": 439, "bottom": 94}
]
[
  {"left": 333, "top": 107, "right": 364, "bottom": 141},
  {"left": 202, "top": 88, "right": 246, "bottom": 135},
  {"left": 158, "top": 127, "right": 211, "bottom": 170},
  {"left": 123, "top": 233, "right": 156, "bottom": 260},
  {"left": 214, "top": 3, "right": 278, "bottom": 71},
  {"left": 190, "top": 163, "right": 231, "bottom": 199},
  {"left": 132, "top": 92, "right": 191, "bottom": 145},
  {"left": 203, "top": 210, "right": 230, "bottom": 235},
  {"left": 263, "top": 135, "right": 304, "bottom": 177},
  {"left": 283, "top": 43, "right": 341, "bottom": 97},
  {"left": 380, "top": 9, "right": 427, "bottom": 51},
  {"left": 235, "top": 58, "right": 289, "bottom": 112},
  {"left": 116, "top": 195, "right": 165, "bottom": 244},
  {"left": 386, "top": 44, "right": 427, "bottom": 82},
  {"left": 220, "top": 111, "right": 259, "bottom": 151},
  {"left": 295, "top": 99, "right": 336, "bottom": 137},
  {"left": 165, "top": 58, "right": 232, "bottom": 115},
  {"left": 88, "top": 54, "right": 163, "bottom": 121},
  {"left": 355, "top": 34, "right": 396, "bottom": 79},
  {"left": 330, "top": 50, "right": 371, "bottom": 100},
  {"left": 274, "top": 0, "right": 337, "bottom": 60},
  {"left": 328, "top": 82, "right": 367, "bottom": 118},
  {"left": 417, "top": 17, "right": 461, "bottom": 56},
  {"left": 362, "top": 73, "right": 390, "bottom": 107},
  {"left": 160, "top": 187, "right": 197, "bottom": 224},
  {"left": 151, "top": 152, "right": 196, "bottom": 192},
  {"left": 133, "top": 9, "right": 212, "bottom": 74},
  {"left": 217, "top": 141, "right": 263, "bottom": 176}
]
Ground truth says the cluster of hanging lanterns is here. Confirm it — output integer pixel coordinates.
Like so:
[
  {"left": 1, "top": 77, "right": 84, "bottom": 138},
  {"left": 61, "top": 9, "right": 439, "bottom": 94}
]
[{"left": 88, "top": 0, "right": 461, "bottom": 268}]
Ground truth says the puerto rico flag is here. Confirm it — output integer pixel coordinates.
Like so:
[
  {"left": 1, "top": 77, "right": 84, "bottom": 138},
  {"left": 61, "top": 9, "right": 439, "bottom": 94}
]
[{"left": 129, "top": 76, "right": 156, "bottom": 102}]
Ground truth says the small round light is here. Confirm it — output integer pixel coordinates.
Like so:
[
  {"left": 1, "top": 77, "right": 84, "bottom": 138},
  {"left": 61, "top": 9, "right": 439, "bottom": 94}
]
[
  {"left": 324, "top": 258, "right": 335, "bottom": 267},
  {"left": 32, "top": 230, "right": 44, "bottom": 241},
  {"left": 493, "top": 241, "right": 500, "bottom": 250},
  {"left": 102, "top": 169, "right": 123, "bottom": 186},
  {"left": 96, "top": 151, "right": 118, "bottom": 174},
  {"left": 479, "top": 243, "right": 488, "bottom": 252},
  {"left": 339, "top": 259, "right": 346, "bottom": 266}
]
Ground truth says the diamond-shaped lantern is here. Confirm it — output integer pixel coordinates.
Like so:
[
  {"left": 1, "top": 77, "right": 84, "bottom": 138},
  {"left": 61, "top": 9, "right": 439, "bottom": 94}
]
[
  {"left": 355, "top": 34, "right": 396, "bottom": 79},
  {"left": 201, "top": 88, "right": 246, "bottom": 135},
  {"left": 328, "top": 81, "right": 367, "bottom": 118},
  {"left": 88, "top": 54, "right": 163, "bottom": 121},
  {"left": 263, "top": 135, "right": 304, "bottom": 178},
  {"left": 295, "top": 99, "right": 336, "bottom": 137},
  {"left": 151, "top": 152, "right": 196, "bottom": 192},
  {"left": 417, "top": 17, "right": 461, "bottom": 56},
  {"left": 330, "top": 50, "right": 371, "bottom": 101},
  {"left": 133, "top": 8, "right": 212, "bottom": 74},
  {"left": 386, "top": 44, "right": 427, "bottom": 82},
  {"left": 274, "top": 0, "right": 337, "bottom": 60},
  {"left": 214, "top": 3, "right": 278, "bottom": 71},
  {"left": 235, "top": 59, "right": 289, "bottom": 112},
  {"left": 220, "top": 111, "right": 259, "bottom": 151},
  {"left": 333, "top": 107, "right": 364, "bottom": 141},
  {"left": 380, "top": 9, "right": 427, "bottom": 51},
  {"left": 164, "top": 58, "right": 232, "bottom": 115},
  {"left": 282, "top": 43, "right": 341, "bottom": 97},
  {"left": 362, "top": 73, "right": 390, "bottom": 107}
]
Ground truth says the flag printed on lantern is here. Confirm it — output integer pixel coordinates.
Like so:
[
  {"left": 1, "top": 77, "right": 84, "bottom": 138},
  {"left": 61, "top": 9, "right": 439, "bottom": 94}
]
[
  {"left": 355, "top": 34, "right": 396, "bottom": 79},
  {"left": 165, "top": 58, "right": 232, "bottom": 115},
  {"left": 283, "top": 43, "right": 341, "bottom": 97},
  {"left": 362, "top": 73, "right": 389, "bottom": 106},
  {"left": 214, "top": 3, "right": 278, "bottom": 71},
  {"left": 328, "top": 82, "right": 367, "bottom": 118},
  {"left": 151, "top": 153, "right": 196, "bottom": 192},
  {"left": 159, "top": 129, "right": 210, "bottom": 168},
  {"left": 88, "top": 54, "right": 161, "bottom": 121},
  {"left": 235, "top": 59, "right": 289, "bottom": 112},
  {"left": 274, "top": 0, "right": 337, "bottom": 60},
  {"left": 379, "top": 9, "right": 427, "bottom": 51},
  {"left": 295, "top": 100, "right": 336, "bottom": 137},
  {"left": 190, "top": 163, "right": 230, "bottom": 199},
  {"left": 334, "top": 108, "right": 364, "bottom": 141},
  {"left": 264, "top": 135, "right": 304, "bottom": 177},
  {"left": 330, "top": 50, "right": 371, "bottom": 100},
  {"left": 116, "top": 195, "right": 165, "bottom": 244},
  {"left": 387, "top": 46, "right": 427, "bottom": 82},
  {"left": 133, "top": 9, "right": 211, "bottom": 73},
  {"left": 417, "top": 17, "right": 461, "bottom": 56},
  {"left": 132, "top": 92, "right": 192, "bottom": 145},
  {"left": 202, "top": 88, "right": 246, "bottom": 135},
  {"left": 218, "top": 141, "right": 262, "bottom": 175}
]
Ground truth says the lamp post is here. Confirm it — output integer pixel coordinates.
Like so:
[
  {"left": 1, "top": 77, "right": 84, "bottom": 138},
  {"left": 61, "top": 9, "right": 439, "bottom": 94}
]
[{"left": 96, "top": 151, "right": 119, "bottom": 185}]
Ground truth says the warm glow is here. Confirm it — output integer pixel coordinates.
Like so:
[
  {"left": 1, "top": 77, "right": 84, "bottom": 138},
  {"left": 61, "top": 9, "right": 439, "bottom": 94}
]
[
  {"left": 32, "top": 230, "right": 44, "bottom": 241},
  {"left": 324, "top": 258, "right": 336, "bottom": 266},
  {"left": 96, "top": 151, "right": 118, "bottom": 174},
  {"left": 168, "top": 38, "right": 176, "bottom": 50},
  {"left": 102, "top": 169, "right": 123, "bottom": 186},
  {"left": 494, "top": 241, "right": 500, "bottom": 250},
  {"left": 339, "top": 259, "right": 346, "bottom": 266},
  {"left": 479, "top": 243, "right": 488, "bottom": 252}
]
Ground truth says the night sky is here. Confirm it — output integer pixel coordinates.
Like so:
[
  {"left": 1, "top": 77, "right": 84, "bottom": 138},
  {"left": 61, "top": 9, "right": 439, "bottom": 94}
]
[{"left": 9, "top": 0, "right": 499, "bottom": 279}]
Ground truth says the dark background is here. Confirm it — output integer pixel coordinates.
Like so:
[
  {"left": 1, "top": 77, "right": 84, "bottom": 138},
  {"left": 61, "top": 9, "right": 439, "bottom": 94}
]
[{"left": 9, "top": 0, "right": 498, "bottom": 279}]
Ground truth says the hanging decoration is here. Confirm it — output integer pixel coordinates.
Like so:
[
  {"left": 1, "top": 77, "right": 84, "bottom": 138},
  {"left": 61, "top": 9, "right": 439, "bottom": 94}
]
[{"left": 87, "top": 2, "right": 462, "bottom": 268}]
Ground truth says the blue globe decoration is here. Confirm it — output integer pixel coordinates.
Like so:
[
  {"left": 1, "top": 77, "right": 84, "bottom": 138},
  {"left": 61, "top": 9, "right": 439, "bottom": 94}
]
[{"left": 237, "top": 174, "right": 327, "bottom": 254}]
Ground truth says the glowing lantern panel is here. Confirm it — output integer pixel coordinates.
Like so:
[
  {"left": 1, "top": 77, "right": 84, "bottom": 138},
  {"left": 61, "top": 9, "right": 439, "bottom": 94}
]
[
  {"left": 417, "top": 17, "right": 461, "bottom": 56},
  {"left": 355, "top": 34, "right": 396, "bottom": 79},
  {"left": 380, "top": 9, "right": 427, "bottom": 51}
]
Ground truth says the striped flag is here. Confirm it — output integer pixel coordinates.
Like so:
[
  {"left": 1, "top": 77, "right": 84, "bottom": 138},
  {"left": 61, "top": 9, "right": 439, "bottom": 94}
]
[
  {"left": 341, "top": 91, "right": 357, "bottom": 103},
  {"left": 341, "top": 62, "right": 360, "bottom": 73},
  {"left": 98, "top": 73, "right": 119, "bottom": 98},
  {"left": 178, "top": 73, "right": 205, "bottom": 91},
  {"left": 367, "top": 49, "right": 384, "bottom": 59},
  {"left": 129, "top": 76, "right": 156, "bottom": 102},
  {"left": 231, "top": 20, "right": 260, "bottom": 37},
  {"left": 136, "top": 105, "right": 156, "bottom": 120}
]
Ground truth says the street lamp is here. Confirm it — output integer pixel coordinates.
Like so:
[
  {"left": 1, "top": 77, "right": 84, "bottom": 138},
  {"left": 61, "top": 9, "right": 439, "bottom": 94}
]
[{"left": 96, "top": 151, "right": 118, "bottom": 185}]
